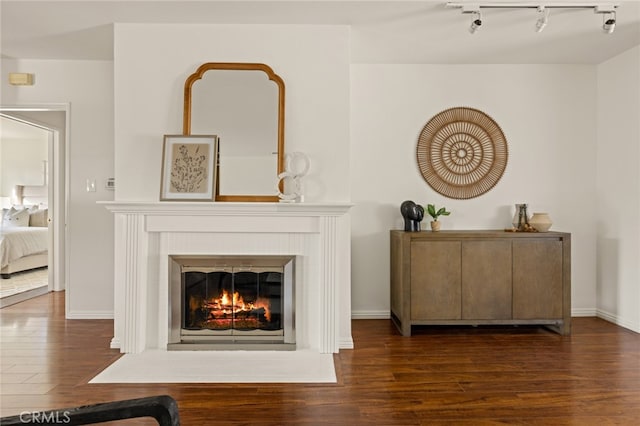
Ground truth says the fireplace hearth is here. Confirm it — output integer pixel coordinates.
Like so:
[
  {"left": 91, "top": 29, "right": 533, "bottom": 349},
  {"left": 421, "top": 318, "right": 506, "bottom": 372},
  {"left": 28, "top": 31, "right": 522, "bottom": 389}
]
[{"left": 168, "top": 255, "right": 295, "bottom": 350}]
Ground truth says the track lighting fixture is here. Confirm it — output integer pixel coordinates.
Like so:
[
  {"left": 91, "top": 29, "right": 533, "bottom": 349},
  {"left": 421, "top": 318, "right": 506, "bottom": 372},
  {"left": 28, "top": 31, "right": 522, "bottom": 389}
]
[
  {"left": 602, "top": 10, "right": 616, "bottom": 34},
  {"left": 469, "top": 11, "right": 483, "bottom": 34},
  {"left": 460, "top": 6, "right": 483, "bottom": 34},
  {"left": 446, "top": 2, "right": 620, "bottom": 34},
  {"left": 535, "top": 6, "right": 549, "bottom": 33}
]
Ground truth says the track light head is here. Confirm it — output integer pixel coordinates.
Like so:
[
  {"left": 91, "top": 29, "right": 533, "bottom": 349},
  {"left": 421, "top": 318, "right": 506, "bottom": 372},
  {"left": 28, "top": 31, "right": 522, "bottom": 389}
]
[
  {"left": 602, "top": 11, "right": 616, "bottom": 34},
  {"left": 468, "top": 11, "right": 482, "bottom": 34},
  {"left": 535, "top": 6, "right": 549, "bottom": 33},
  {"left": 595, "top": 6, "right": 617, "bottom": 34}
]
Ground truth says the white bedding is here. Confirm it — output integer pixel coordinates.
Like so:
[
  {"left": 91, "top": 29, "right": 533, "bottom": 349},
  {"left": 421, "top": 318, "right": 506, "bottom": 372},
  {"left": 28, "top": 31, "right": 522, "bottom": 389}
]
[{"left": 0, "top": 226, "right": 48, "bottom": 269}]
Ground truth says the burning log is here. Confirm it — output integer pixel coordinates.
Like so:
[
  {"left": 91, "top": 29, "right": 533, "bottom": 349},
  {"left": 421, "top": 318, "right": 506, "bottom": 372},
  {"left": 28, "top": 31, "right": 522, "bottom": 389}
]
[{"left": 188, "top": 289, "right": 272, "bottom": 329}]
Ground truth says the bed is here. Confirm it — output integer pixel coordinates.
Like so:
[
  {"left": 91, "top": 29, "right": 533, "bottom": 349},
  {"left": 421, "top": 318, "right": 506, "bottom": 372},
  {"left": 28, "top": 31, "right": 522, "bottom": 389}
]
[{"left": 0, "top": 185, "right": 49, "bottom": 279}]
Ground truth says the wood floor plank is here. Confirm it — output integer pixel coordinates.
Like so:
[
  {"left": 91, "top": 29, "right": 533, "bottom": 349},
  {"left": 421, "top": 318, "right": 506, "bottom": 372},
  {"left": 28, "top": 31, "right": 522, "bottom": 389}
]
[
  {"left": 1, "top": 364, "right": 51, "bottom": 374},
  {"left": 0, "top": 383, "right": 57, "bottom": 395},
  {"left": 0, "top": 291, "right": 638, "bottom": 424},
  {"left": 0, "top": 373, "right": 36, "bottom": 384}
]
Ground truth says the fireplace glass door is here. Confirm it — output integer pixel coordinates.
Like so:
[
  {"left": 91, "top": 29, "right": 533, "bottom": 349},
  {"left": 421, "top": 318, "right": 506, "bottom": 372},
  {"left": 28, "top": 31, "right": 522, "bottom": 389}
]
[
  {"left": 169, "top": 255, "right": 295, "bottom": 349},
  {"left": 182, "top": 266, "right": 283, "bottom": 333}
]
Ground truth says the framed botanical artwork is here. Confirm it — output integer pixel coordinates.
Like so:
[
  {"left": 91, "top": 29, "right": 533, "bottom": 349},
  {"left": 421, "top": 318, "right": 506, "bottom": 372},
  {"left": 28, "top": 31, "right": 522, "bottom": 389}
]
[{"left": 160, "top": 135, "right": 218, "bottom": 201}]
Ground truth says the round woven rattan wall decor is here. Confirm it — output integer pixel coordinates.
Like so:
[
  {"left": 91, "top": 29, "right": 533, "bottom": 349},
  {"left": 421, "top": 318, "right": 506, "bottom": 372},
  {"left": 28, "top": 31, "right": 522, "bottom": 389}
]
[{"left": 417, "top": 107, "right": 508, "bottom": 199}]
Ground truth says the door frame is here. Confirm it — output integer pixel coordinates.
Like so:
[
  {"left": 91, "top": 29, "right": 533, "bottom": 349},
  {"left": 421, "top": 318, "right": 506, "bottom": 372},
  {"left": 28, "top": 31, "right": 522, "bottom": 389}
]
[{"left": 0, "top": 104, "right": 69, "bottom": 307}]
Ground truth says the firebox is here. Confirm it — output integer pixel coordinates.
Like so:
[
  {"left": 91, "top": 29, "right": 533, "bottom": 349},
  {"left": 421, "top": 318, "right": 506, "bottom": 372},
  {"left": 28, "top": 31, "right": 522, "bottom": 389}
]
[{"left": 168, "top": 255, "right": 295, "bottom": 350}]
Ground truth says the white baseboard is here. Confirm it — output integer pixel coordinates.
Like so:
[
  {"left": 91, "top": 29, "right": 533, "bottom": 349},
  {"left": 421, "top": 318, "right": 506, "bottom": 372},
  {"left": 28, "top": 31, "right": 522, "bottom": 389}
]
[
  {"left": 571, "top": 308, "right": 597, "bottom": 317},
  {"left": 110, "top": 338, "right": 121, "bottom": 349},
  {"left": 351, "top": 310, "right": 390, "bottom": 319},
  {"left": 596, "top": 309, "right": 640, "bottom": 333},
  {"left": 66, "top": 310, "right": 114, "bottom": 320},
  {"left": 339, "top": 337, "right": 354, "bottom": 350}
]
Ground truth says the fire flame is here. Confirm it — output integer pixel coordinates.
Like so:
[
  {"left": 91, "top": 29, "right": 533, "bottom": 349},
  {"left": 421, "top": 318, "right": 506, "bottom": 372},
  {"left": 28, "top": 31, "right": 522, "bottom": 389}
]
[{"left": 204, "top": 290, "right": 271, "bottom": 322}]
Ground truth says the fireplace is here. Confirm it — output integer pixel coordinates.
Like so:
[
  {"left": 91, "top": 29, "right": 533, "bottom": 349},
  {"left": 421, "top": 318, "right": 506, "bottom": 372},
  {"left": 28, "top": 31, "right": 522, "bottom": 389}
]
[
  {"left": 168, "top": 255, "right": 295, "bottom": 350},
  {"left": 101, "top": 201, "right": 353, "bottom": 354}
]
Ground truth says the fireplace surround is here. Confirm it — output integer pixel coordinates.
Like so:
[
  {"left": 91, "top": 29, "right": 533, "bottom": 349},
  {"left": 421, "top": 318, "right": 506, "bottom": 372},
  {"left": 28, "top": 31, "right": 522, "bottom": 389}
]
[{"left": 102, "top": 201, "right": 352, "bottom": 354}]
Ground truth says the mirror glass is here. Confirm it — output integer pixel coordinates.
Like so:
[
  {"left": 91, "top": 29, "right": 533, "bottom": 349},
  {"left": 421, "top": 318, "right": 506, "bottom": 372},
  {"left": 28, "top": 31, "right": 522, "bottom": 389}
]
[{"left": 184, "top": 63, "right": 285, "bottom": 202}]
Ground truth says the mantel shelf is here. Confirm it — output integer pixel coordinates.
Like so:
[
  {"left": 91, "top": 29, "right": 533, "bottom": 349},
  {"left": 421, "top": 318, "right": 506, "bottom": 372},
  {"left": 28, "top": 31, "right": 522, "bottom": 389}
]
[{"left": 99, "top": 201, "right": 353, "bottom": 216}]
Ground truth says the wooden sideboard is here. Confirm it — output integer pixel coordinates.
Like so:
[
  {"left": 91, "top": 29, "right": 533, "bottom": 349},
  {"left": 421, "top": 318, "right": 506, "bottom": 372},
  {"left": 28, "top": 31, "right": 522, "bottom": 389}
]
[{"left": 390, "top": 230, "right": 571, "bottom": 336}]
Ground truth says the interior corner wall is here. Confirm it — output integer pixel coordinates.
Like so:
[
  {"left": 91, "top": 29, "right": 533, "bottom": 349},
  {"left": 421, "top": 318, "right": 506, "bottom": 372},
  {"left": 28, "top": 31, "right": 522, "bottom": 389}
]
[
  {"left": 0, "top": 59, "right": 115, "bottom": 318},
  {"left": 113, "top": 24, "right": 350, "bottom": 203},
  {"left": 350, "top": 64, "right": 598, "bottom": 319},
  {"left": 596, "top": 46, "right": 640, "bottom": 333}
]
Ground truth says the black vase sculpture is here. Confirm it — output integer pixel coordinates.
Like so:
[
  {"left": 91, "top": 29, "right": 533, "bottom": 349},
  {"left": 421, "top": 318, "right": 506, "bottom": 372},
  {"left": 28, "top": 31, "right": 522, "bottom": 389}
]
[{"left": 400, "top": 200, "right": 424, "bottom": 232}]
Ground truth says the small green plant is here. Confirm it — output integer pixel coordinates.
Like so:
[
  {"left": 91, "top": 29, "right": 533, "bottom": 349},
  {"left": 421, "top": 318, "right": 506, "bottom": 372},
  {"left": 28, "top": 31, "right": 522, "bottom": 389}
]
[{"left": 426, "top": 204, "right": 451, "bottom": 221}]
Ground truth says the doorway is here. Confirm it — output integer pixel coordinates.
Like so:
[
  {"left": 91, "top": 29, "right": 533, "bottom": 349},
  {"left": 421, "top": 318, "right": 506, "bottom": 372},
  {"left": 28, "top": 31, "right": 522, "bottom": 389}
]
[{"left": 0, "top": 105, "right": 68, "bottom": 307}]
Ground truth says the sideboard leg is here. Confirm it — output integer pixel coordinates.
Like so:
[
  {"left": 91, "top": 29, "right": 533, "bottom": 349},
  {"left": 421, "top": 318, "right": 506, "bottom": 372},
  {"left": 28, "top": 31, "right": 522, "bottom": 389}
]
[
  {"left": 401, "top": 323, "right": 412, "bottom": 337},
  {"left": 390, "top": 312, "right": 412, "bottom": 336}
]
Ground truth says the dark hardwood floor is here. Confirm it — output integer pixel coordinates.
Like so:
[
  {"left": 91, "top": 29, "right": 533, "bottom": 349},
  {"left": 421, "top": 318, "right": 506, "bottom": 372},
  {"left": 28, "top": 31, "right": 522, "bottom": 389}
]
[{"left": 1, "top": 291, "right": 639, "bottom": 425}]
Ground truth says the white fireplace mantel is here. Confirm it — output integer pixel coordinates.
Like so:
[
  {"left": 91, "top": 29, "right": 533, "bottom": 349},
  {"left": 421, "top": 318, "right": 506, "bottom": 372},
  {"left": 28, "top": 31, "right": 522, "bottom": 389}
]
[{"left": 101, "top": 201, "right": 353, "bottom": 354}]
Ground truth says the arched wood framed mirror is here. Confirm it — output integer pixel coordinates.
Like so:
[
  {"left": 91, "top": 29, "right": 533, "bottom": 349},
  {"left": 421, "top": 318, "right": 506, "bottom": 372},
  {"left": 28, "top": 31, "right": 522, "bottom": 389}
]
[{"left": 183, "top": 62, "right": 285, "bottom": 202}]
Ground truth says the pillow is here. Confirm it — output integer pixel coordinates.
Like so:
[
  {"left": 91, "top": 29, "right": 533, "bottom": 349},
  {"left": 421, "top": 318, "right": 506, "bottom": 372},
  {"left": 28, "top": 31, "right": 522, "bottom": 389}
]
[
  {"left": 2, "top": 207, "right": 30, "bottom": 227},
  {"left": 29, "top": 208, "right": 48, "bottom": 227}
]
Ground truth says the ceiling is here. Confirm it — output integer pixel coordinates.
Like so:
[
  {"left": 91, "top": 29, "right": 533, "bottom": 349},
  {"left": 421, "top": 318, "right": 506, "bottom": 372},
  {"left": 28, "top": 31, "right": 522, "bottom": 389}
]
[{"left": 0, "top": 0, "right": 639, "bottom": 64}]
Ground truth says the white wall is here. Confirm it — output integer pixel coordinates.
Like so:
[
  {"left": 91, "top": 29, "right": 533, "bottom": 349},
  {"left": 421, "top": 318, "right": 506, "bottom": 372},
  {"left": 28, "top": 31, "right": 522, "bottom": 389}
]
[
  {"left": 0, "top": 131, "right": 48, "bottom": 196},
  {"left": 596, "top": 46, "right": 640, "bottom": 332},
  {"left": 113, "top": 24, "right": 350, "bottom": 203},
  {"left": 350, "top": 64, "right": 598, "bottom": 318},
  {"left": 3, "top": 27, "right": 636, "bottom": 334},
  {"left": 0, "top": 59, "right": 115, "bottom": 318}
]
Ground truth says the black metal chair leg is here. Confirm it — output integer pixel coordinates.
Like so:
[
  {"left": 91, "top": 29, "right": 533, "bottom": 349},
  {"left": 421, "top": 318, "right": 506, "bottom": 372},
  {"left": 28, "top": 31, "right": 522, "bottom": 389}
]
[{"left": 0, "top": 395, "right": 180, "bottom": 425}]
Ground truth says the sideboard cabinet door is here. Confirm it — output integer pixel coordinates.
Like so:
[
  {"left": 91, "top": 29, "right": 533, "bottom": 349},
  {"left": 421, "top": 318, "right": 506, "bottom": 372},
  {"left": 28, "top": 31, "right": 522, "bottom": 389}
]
[
  {"left": 462, "top": 240, "right": 512, "bottom": 320},
  {"left": 410, "top": 241, "right": 461, "bottom": 320},
  {"left": 512, "top": 239, "right": 563, "bottom": 319}
]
